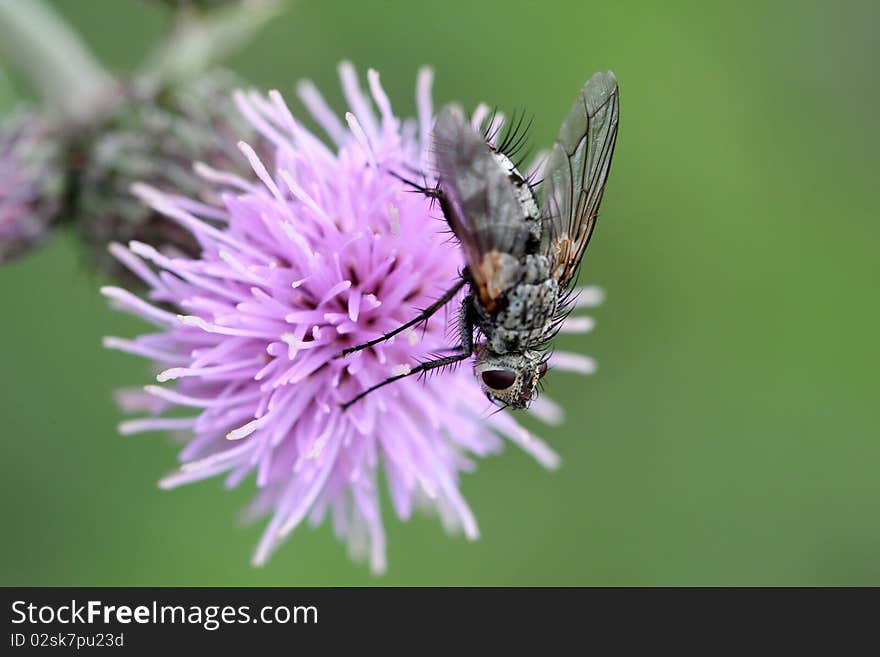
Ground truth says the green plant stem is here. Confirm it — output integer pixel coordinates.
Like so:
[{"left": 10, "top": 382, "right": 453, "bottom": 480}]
[
  {"left": 0, "top": 0, "right": 114, "bottom": 123},
  {"left": 141, "top": 0, "right": 282, "bottom": 84}
]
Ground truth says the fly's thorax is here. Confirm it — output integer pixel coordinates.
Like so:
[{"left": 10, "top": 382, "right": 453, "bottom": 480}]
[
  {"left": 474, "top": 347, "right": 546, "bottom": 409},
  {"left": 475, "top": 254, "right": 558, "bottom": 354},
  {"left": 521, "top": 253, "right": 553, "bottom": 283}
]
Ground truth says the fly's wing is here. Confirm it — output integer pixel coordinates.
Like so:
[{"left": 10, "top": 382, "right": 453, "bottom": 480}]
[
  {"left": 540, "top": 71, "right": 619, "bottom": 288},
  {"left": 433, "top": 105, "right": 530, "bottom": 308}
]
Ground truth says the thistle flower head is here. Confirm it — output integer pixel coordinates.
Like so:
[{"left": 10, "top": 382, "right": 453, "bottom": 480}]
[
  {"left": 0, "top": 110, "right": 64, "bottom": 263},
  {"left": 104, "top": 64, "right": 600, "bottom": 572}
]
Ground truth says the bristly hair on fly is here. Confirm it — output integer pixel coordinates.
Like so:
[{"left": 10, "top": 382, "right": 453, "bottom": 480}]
[{"left": 493, "top": 108, "right": 535, "bottom": 169}]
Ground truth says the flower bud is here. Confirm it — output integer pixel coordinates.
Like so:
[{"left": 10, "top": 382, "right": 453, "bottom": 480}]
[
  {"left": 74, "top": 71, "right": 260, "bottom": 282},
  {"left": 0, "top": 110, "right": 65, "bottom": 263}
]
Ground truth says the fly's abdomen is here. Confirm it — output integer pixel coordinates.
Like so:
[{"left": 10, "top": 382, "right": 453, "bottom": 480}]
[{"left": 491, "top": 150, "right": 542, "bottom": 244}]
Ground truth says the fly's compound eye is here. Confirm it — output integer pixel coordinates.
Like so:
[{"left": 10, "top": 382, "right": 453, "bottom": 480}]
[{"left": 480, "top": 369, "right": 517, "bottom": 391}]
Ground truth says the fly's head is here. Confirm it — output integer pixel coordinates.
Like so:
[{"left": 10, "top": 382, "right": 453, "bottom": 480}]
[{"left": 474, "top": 347, "right": 548, "bottom": 409}]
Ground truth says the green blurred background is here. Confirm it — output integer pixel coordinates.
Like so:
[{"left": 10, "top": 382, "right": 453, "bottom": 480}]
[{"left": 1, "top": 0, "right": 878, "bottom": 585}]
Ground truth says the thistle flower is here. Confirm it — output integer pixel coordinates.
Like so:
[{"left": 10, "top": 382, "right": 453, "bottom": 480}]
[
  {"left": 0, "top": 110, "right": 64, "bottom": 263},
  {"left": 103, "top": 64, "right": 601, "bottom": 572}
]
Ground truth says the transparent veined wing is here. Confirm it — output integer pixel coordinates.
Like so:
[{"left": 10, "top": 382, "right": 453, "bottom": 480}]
[
  {"left": 540, "top": 71, "right": 619, "bottom": 288},
  {"left": 433, "top": 105, "right": 531, "bottom": 309}
]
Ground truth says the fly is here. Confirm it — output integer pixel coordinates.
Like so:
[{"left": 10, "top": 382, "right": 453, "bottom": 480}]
[{"left": 340, "top": 71, "right": 620, "bottom": 410}]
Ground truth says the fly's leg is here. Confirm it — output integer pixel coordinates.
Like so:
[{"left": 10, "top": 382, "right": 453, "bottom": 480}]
[
  {"left": 444, "top": 292, "right": 477, "bottom": 356},
  {"left": 339, "top": 279, "right": 466, "bottom": 358},
  {"left": 339, "top": 165, "right": 461, "bottom": 359},
  {"left": 341, "top": 296, "right": 477, "bottom": 410},
  {"left": 340, "top": 351, "right": 471, "bottom": 410},
  {"left": 389, "top": 170, "right": 441, "bottom": 199}
]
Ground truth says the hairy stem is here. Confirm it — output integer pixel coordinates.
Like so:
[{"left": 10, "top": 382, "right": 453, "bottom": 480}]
[
  {"left": 0, "top": 0, "right": 114, "bottom": 123},
  {"left": 141, "top": 0, "right": 282, "bottom": 84}
]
